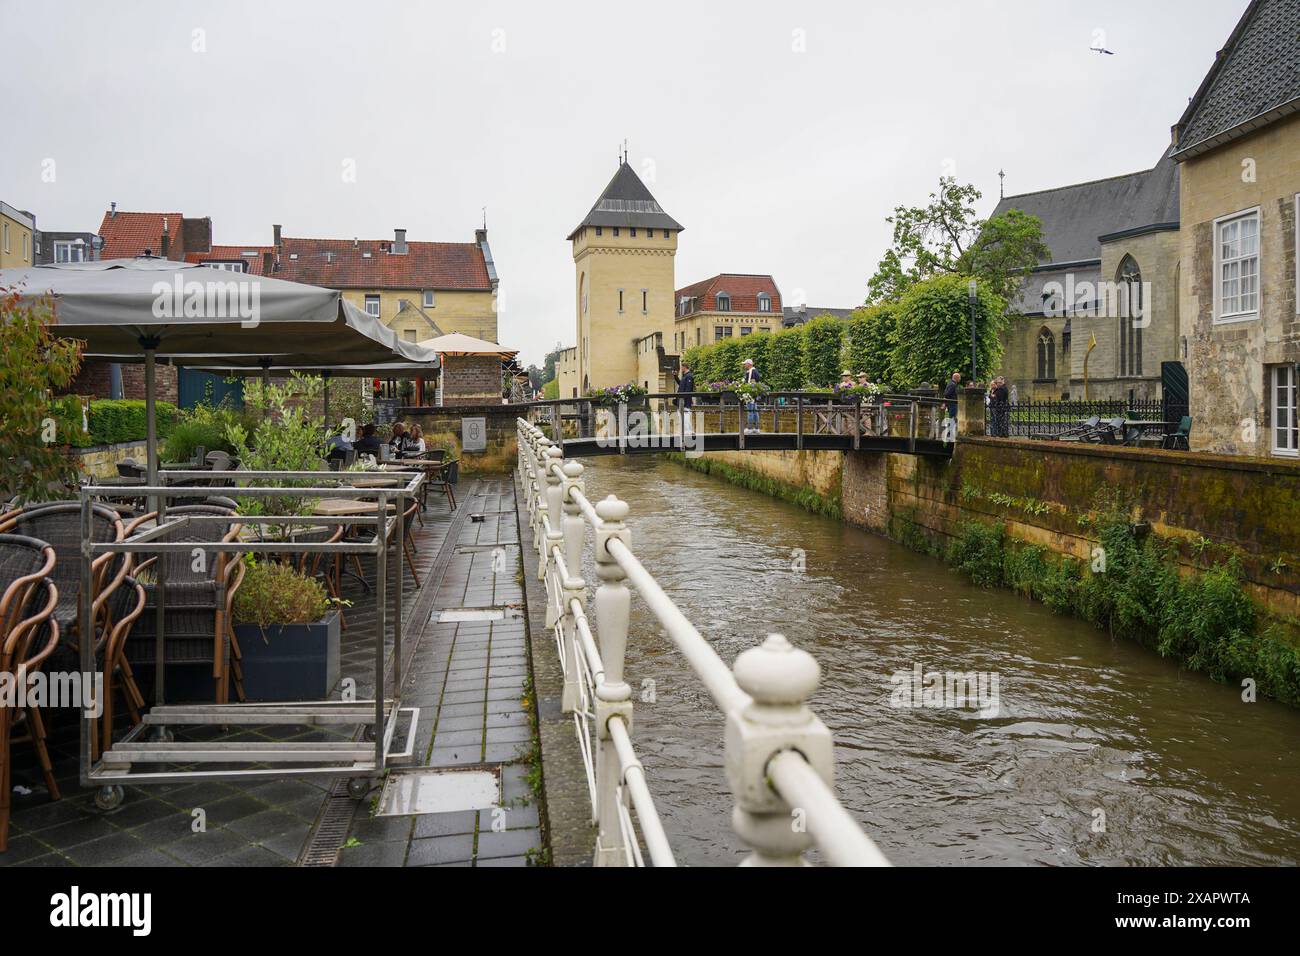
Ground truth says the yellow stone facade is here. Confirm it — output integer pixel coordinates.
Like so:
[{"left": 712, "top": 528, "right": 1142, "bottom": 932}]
[
  {"left": 0, "top": 201, "right": 35, "bottom": 269},
  {"left": 341, "top": 288, "right": 498, "bottom": 344},
  {"left": 672, "top": 308, "right": 780, "bottom": 352},
  {"left": 1179, "top": 112, "right": 1300, "bottom": 456},
  {"left": 572, "top": 226, "right": 678, "bottom": 392}
]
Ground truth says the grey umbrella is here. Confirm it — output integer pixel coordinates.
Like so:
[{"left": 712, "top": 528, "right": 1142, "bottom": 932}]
[{"left": 0, "top": 257, "right": 436, "bottom": 484}]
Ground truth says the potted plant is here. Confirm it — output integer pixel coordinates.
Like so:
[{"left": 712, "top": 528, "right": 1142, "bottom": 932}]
[{"left": 232, "top": 559, "right": 342, "bottom": 701}]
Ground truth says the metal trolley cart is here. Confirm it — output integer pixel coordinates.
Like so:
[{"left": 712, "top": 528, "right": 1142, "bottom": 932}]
[{"left": 76, "top": 470, "right": 424, "bottom": 808}]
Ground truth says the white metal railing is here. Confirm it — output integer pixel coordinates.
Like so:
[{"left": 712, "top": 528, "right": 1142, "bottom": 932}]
[{"left": 517, "top": 418, "right": 891, "bottom": 867}]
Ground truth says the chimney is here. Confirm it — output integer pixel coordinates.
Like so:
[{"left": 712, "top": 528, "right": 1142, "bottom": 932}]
[
  {"left": 110, "top": 201, "right": 117, "bottom": 218},
  {"left": 272, "top": 223, "right": 282, "bottom": 271},
  {"left": 393, "top": 228, "right": 408, "bottom": 255},
  {"left": 160, "top": 216, "right": 170, "bottom": 257},
  {"left": 475, "top": 227, "right": 487, "bottom": 244},
  {"left": 353, "top": 236, "right": 359, "bottom": 249}
]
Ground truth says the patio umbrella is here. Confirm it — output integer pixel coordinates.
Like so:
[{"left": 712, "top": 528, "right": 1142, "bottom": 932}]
[{"left": 0, "top": 257, "right": 436, "bottom": 484}]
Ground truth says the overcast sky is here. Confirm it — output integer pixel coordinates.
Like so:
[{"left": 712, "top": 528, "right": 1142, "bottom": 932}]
[{"left": 2, "top": 0, "right": 1245, "bottom": 366}]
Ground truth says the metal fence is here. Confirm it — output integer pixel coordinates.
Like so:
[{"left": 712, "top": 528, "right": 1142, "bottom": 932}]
[
  {"left": 988, "top": 399, "right": 1170, "bottom": 439},
  {"left": 517, "top": 418, "right": 891, "bottom": 867}
]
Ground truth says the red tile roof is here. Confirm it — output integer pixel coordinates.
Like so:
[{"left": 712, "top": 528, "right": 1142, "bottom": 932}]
[
  {"left": 675, "top": 274, "right": 781, "bottom": 315},
  {"left": 97, "top": 211, "right": 184, "bottom": 260},
  {"left": 274, "top": 237, "right": 491, "bottom": 291},
  {"left": 187, "top": 245, "right": 274, "bottom": 275}
]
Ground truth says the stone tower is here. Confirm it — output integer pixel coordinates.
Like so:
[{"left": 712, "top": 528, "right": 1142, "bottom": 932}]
[{"left": 568, "top": 158, "right": 683, "bottom": 392}]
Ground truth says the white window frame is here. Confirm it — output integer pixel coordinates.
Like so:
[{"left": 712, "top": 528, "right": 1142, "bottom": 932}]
[
  {"left": 1272, "top": 365, "right": 1299, "bottom": 458},
  {"left": 209, "top": 260, "right": 246, "bottom": 273},
  {"left": 1213, "top": 206, "right": 1261, "bottom": 324},
  {"left": 53, "top": 240, "right": 85, "bottom": 263},
  {"left": 423, "top": 290, "right": 435, "bottom": 308},
  {"left": 22, "top": 232, "right": 30, "bottom": 261},
  {"left": 757, "top": 293, "right": 771, "bottom": 313},
  {"left": 364, "top": 295, "right": 381, "bottom": 317},
  {"left": 716, "top": 293, "right": 731, "bottom": 312},
  {"left": 2, "top": 222, "right": 8, "bottom": 253}
]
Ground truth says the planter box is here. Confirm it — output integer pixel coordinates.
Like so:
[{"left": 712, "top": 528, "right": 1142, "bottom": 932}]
[{"left": 234, "top": 611, "right": 341, "bottom": 701}]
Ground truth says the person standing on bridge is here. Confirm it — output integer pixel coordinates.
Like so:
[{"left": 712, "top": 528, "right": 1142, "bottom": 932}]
[
  {"left": 742, "top": 358, "right": 761, "bottom": 434},
  {"left": 944, "top": 371, "right": 961, "bottom": 421},
  {"left": 674, "top": 361, "right": 695, "bottom": 436}
]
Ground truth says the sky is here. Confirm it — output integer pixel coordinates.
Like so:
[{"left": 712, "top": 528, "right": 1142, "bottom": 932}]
[{"left": 1, "top": 0, "right": 1247, "bottom": 366}]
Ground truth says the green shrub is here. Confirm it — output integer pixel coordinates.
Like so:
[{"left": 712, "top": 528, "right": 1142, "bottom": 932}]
[
  {"left": 843, "top": 303, "right": 897, "bottom": 386},
  {"left": 946, "top": 521, "right": 1006, "bottom": 588},
  {"left": 890, "top": 274, "right": 1006, "bottom": 387},
  {"left": 765, "top": 327, "right": 806, "bottom": 391},
  {"left": 542, "top": 378, "right": 559, "bottom": 400},
  {"left": 83, "top": 399, "right": 180, "bottom": 446},
  {"left": 232, "top": 560, "right": 333, "bottom": 630},
  {"left": 800, "top": 315, "right": 844, "bottom": 388},
  {"left": 162, "top": 403, "right": 246, "bottom": 462}
]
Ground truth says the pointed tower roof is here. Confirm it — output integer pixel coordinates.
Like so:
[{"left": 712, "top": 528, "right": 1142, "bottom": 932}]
[{"left": 567, "top": 160, "right": 684, "bottom": 239}]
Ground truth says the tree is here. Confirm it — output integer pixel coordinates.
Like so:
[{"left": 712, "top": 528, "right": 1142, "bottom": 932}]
[
  {"left": 765, "top": 326, "right": 806, "bottom": 390},
  {"left": 843, "top": 303, "right": 898, "bottom": 386},
  {"left": 541, "top": 343, "right": 563, "bottom": 384},
  {"left": 800, "top": 315, "right": 844, "bottom": 388},
  {"left": 0, "top": 291, "right": 87, "bottom": 503},
  {"left": 867, "top": 177, "right": 1049, "bottom": 306},
  {"left": 889, "top": 274, "right": 1007, "bottom": 387}
]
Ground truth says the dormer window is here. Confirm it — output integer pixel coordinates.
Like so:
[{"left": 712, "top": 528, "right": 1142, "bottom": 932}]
[
  {"left": 757, "top": 293, "right": 771, "bottom": 313},
  {"left": 716, "top": 293, "right": 731, "bottom": 312}
]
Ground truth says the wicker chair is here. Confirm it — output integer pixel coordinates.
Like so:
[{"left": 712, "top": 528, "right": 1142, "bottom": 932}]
[
  {"left": 0, "top": 502, "right": 128, "bottom": 650},
  {"left": 95, "top": 574, "right": 148, "bottom": 756},
  {"left": 0, "top": 534, "right": 60, "bottom": 853},
  {"left": 124, "top": 505, "right": 246, "bottom": 704}
]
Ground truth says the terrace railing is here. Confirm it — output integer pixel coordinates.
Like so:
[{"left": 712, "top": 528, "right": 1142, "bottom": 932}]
[
  {"left": 989, "top": 398, "right": 1169, "bottom": 439},
  {"left": 516, "top": 417, "right": 891, "bottom": 867}
]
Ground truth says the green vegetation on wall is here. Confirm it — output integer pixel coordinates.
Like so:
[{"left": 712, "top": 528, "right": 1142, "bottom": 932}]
[
  {"left": 938, "top": 514, "right": 1300, "bottom": 706},
  {"left": 77, "top": 399, "right": 180, "bottom": 447},
  {"left": 668, "top": 453, "right": 842, "bottom": 519}
]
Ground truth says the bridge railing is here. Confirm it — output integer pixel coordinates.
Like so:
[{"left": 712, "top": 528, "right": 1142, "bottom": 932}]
[
  {"left": 517, "top": 416, "right": 892, "bottom": 867},
  {"left": 524, "top": 392, "right": 954, "bottom": 450}
]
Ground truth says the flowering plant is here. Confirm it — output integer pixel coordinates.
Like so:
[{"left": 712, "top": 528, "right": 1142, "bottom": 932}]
[
  {"left": 585, "top": 382, "right": 648, "bottom": 407},
  {"left": 833, "top": 382, "right": 885, "bottom": 399}
]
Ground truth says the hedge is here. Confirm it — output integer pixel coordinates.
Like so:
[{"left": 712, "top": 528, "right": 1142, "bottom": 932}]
[{"left": 74, "top": 399, "right": 180, "bottom": 447}]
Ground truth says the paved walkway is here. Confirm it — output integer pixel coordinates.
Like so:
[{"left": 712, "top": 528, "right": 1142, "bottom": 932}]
[{"left": 0, "top": 476, "right": 544, "bottom": 868}]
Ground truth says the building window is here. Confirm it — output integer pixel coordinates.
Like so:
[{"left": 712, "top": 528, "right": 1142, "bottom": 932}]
[
  {"left": 740, "top": 327, "right": 752, "bottom": 336},
  {"left": 613, "top": 228, "right": 620, "bottom": 237},
  {"left": 696, "top": 327, "right": 701, "bottom": 345},
  {"left": 618, "top": 289, "right": 624, "bottom": 313},
  {"left": 641, "top": 289, "right": 648, "bottom": 313},
  {"left": 53, "top": 241, "right": 85, "bottom": 263},
  {"left": 630, "top": 228, "right": 636, "bottom": 237},
  {"left": 423, "top": 290, "right": 435, "bottom": 308},
  {"left": 595, "top": 227, "right": 603, "bottom": 237},
  {"left": 1215, "top": 208, "right": 1260, "bottom": 322},
  {"left": 1036, "top": 327, "right": 1055, "bottom": 381},
  {"left": 365, "top": 295, "right": 380, "bottom": 317},
  {"left": 403, "top": 330, "right": 418, "bottom": 342},
  {"left": 210, "top": 261, "right": 246, "bottom": 273},
  {"left": 2, "top": 222, "right": 8, "bottom": 252},
  {"left": 1272, "top": 365, "right": 1298, "bottom": 457},
  {"left": 22, "top": 232, "right": 30, "bottom": 260},
  {"left": 757, "top": 293, "right": 771, "bottom": 312},
  {"left": 715, "top": 326, "right": 733, "bottom": 342},
  {"left": 663, "top": 230, "right": 670, "bottom": 239},
  {"left": 1118, "top": 255, "right": 1143, "bottom": 377},
  {"left": 716, "top": 294, "right": 731, "bottom": 312}
]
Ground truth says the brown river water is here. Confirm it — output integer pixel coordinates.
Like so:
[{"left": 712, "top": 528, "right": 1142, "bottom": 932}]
[{"left": 573, "top": 456, "right": 1300, "bottom": 866}]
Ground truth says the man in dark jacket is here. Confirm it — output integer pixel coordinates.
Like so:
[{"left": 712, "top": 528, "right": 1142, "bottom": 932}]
[
  {"left": 943, "top": 370, "right": 961, "bottom": 419},
  {"left": 674, "top": 362, "right": 695, "bottom": 437}
]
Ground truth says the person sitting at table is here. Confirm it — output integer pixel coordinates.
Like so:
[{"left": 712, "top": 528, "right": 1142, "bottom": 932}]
[
  {"left": 389, "top": 422, "right": 412, "bottom": 457},
  {"left": 353, "top": 423, "right": 383, "bottom": 457},
  {"left": 405, "top": 424, "right": 427, "bottom": 457},
  {"left": 325, "top": 425, "right": 354, "bottom": 462}
]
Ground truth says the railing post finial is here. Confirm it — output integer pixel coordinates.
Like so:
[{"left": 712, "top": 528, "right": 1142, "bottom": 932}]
[
  {"left": 725, "top": 633, "right": 833, "bottom": 867},
  {"left": 592, "top": 493, "right": 633, "bottom": 865}
]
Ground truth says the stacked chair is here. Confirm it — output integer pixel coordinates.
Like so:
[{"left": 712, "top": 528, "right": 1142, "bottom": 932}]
[{"left": 0, "top": 533, "right": 60, "bottom": 852}]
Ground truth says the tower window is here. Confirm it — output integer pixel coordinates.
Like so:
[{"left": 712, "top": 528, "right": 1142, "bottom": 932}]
[
  {"left": 642, "top": 289, "right": 648, "bottom": 313},
  {"left": 630, "top": 228, "right": 636, "bottom": 237},
  {"left": 663, "top": 230, "right": 670, "bottom": 238},
  {"left": 613, "top": 227, "right": 620, "bottom": 237},
  {"left": 595, "top": 227, "right": 603, "bottom": 237},
  {"left": 618, "top": 289, "right": 624, "bottom": 313}
]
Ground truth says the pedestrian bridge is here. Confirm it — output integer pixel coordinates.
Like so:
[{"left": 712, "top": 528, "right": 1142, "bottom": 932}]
[{"left": 523, "top": 391, "right": 955, "bottom": 458}]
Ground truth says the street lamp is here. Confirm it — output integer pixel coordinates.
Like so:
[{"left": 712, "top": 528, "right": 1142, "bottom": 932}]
[{"left": 968, "top": 279, "right": 978, "bottom": 383}]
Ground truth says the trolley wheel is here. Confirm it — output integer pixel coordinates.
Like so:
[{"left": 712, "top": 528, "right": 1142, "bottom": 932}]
[
  {"left": 347, "top": 777, "right": 372, "bottom": 800},
  {"left": 94, "top": 785, "right": 125, "bottom": 812},
  {"left": 150, "top": 726, "right": 175, "bottom": 743},
  {"left": 362, "top": 725, "right": 377, "bottom": 742}
]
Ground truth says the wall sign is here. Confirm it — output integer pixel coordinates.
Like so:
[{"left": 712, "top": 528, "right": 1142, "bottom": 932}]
[{"left": 462, "top": 417, "right": 487, "bottom": 453}]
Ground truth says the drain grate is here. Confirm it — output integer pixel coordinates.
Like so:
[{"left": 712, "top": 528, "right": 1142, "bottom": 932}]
[{"left": 299, "top": 778, "right": 363, "bottom": 866}]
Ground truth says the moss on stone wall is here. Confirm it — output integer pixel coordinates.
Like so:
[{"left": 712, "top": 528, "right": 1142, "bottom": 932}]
[{"left": 666, "top": 452, "right": 843, "bottom": 519}]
